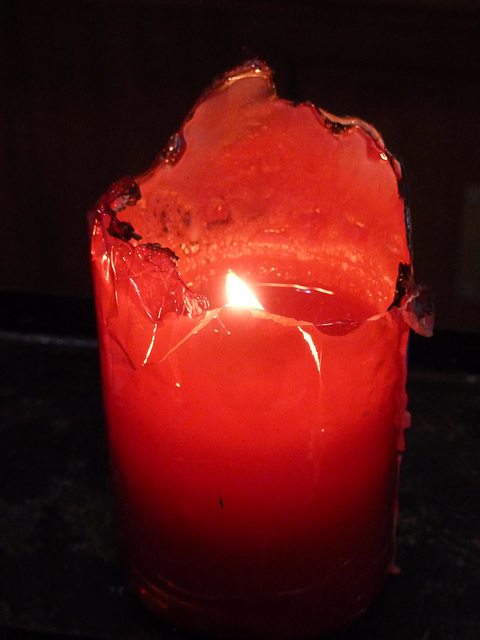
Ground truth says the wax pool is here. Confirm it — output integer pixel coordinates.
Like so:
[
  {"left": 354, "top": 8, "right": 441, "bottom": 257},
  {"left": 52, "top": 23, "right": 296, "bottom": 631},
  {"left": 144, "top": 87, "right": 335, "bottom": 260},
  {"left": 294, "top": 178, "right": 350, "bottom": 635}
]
[{"left": 90, "top": 61, "right": 432, "bottom": 639}]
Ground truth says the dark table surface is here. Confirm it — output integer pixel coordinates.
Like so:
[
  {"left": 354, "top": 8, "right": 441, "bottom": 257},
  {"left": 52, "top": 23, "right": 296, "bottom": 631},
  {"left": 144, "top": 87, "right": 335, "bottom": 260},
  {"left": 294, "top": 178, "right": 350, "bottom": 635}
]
[{"left": 1, "top": 291, "right": 479, "bottom": 640}]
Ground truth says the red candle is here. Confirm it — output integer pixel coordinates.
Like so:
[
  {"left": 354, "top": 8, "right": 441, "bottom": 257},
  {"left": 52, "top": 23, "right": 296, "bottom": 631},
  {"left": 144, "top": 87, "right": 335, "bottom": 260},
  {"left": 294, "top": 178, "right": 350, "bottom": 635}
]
[{"left": 89, "top": 61, "right": 432, "bottom": 639}]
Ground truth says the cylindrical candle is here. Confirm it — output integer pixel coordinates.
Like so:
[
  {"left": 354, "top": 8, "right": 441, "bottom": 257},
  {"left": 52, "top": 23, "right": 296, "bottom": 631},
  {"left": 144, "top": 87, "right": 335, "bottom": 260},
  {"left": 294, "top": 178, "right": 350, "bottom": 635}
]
[{"left": 89, "top": 60, "right": 432, "bottom": 639}]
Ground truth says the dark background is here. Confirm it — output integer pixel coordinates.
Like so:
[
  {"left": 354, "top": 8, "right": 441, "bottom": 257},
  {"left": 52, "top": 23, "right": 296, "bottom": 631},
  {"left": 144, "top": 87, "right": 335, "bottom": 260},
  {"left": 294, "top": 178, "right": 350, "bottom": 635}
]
[
  {"left": 1, "top": 4, "right": 480, "bottom": 640},
  {"left": 2, "top": 0, "right": 480, "bottom": 331}
]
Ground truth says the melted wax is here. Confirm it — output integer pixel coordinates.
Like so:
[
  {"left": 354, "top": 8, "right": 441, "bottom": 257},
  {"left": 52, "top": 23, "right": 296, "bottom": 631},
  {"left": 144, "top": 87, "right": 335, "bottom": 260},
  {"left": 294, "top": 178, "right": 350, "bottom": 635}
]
[{"left": 89, "top": 60, "right": 432, "bottom": 639}]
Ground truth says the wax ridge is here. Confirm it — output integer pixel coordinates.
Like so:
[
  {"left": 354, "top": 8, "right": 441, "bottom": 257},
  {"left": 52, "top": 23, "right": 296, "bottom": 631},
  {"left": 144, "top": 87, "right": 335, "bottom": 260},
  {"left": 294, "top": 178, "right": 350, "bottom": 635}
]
[{"left": 89, "top": 60, "right": 433, "bottom": 336}]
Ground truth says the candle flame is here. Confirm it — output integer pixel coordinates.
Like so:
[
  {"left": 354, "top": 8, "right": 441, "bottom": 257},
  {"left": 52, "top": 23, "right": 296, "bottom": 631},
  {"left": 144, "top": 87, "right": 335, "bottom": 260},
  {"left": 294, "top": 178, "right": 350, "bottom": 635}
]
[{"left": 225, "top": 272, "right": 264, "bottom": 309}]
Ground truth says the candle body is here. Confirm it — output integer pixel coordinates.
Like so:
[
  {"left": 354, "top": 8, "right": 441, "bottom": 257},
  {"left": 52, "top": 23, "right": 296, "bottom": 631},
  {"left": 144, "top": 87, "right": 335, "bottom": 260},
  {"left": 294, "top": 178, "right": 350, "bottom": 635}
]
[
  {"left": 91, "top": 247, "right": 409, "bottom": 638},
  {"left": 89, "top": 60, "right": 428, "bottom": 638}
]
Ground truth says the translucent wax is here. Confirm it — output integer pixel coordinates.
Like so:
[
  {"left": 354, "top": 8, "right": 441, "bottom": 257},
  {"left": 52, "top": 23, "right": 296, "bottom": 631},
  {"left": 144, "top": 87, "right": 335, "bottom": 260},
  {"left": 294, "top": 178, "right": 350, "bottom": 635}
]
[{"left": 90, "top": 60, "right": 431, "bottom": 639}]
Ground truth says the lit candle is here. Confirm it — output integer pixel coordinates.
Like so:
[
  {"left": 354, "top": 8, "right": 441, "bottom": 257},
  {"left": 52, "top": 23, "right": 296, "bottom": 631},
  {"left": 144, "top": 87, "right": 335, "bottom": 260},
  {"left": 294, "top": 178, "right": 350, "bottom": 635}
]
[{"left": 89, "top": 60, "right": 432, "bottom": 639}]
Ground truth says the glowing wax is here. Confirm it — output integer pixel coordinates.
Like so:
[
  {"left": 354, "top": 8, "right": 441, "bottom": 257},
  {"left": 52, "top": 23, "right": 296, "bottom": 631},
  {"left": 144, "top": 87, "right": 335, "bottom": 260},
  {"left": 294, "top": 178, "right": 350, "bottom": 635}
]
[{"left": 90, "top": 60, "right": 432, "bottom": 639}]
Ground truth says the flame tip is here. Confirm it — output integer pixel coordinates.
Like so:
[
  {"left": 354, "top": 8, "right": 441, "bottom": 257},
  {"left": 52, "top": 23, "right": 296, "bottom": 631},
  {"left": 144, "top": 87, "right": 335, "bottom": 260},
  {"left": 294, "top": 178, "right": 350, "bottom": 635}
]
[{"left": 225, "top": 272, "right": 264, "bottom": 310}]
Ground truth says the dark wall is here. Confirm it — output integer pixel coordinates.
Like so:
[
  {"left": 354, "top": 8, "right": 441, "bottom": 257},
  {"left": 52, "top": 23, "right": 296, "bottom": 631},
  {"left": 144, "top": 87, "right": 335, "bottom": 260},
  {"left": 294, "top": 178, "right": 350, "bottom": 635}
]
[{"left": 2, "top": 0, "right": 480, "bottom": 330}]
